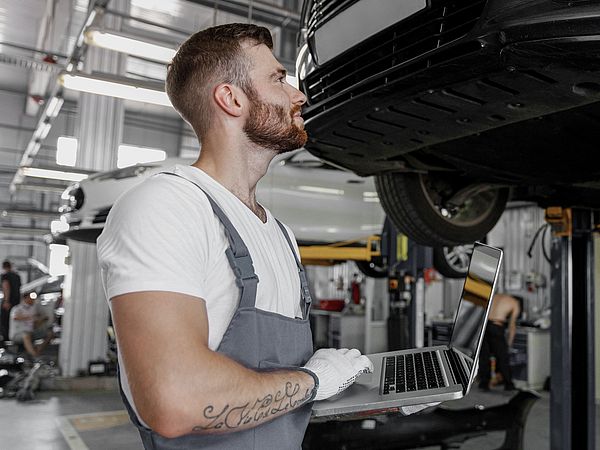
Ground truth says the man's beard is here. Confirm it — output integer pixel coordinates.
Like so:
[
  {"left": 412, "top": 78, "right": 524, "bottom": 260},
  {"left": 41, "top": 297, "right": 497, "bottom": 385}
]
[{"left": 243, "top": 92, "right": 308, "bottom": 153}]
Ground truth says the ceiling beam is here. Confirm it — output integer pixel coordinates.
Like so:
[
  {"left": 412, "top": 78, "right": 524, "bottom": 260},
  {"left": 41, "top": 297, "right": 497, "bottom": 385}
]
[
  {"left": 183, "top": 0, "right": 300, "bottom": 30},
  {"left": 0, "top": 239, "right": 47, "bottom": 247},
  {"left": 16, "top": 183, "right": 70, "bottom": 193},
  {"left": 0, "top": 226, "right": 50, "bottom": 236},
  {"left": 0, "top": 208, "right": 60, "bottom": 220}
]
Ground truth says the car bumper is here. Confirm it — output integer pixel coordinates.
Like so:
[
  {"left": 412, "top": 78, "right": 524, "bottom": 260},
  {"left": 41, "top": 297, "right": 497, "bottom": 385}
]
[{"left": 297, "top": 0, "right": 600, "bottom": 177}]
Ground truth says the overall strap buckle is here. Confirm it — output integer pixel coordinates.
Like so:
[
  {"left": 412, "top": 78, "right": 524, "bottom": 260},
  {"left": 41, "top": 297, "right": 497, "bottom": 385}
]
[
  {"left": 299, "top": 269, "right": 312, "bottom": 306},
  {"left": 225, "top": 248, "right": 259, "bottom": 288}
]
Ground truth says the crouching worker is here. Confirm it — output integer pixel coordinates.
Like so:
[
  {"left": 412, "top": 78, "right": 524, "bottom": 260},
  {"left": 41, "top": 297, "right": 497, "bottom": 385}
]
[{"left": 9, "top": 292, "right": 54, "bottom": 358}]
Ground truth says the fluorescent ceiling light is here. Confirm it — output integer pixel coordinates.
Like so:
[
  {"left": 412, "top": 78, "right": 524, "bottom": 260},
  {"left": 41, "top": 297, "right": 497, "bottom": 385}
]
[
  {"left": 363, "top": 191, "right": 380, "bottom": 202},
  {"left": 297, "top": 185, "right": 344, "bottom": 196},
  {"left": 46, "top": 96, "right": 64, "bottom": 118},
  {"left": 118, "top": 144, "right": 166, "bottom": 168},
  {"left": 21, "top": 167, "right": 88, "bottom": 182},
  {"left": 50, "top": 218, "right": 69, "bottom": 234},
  {"left": 84, "top": 29, "right": 177, "bottom": 63},
  {"left": 360, "top": 224, "right": 381, "bottom": 231},
  {"left": 33, "top": 122, "right": 52, "bottom": 141},
  {"left": 59, "top": 72, "right": 172, "bottom": 107},
  {"left": 57, "top": 137, "right": 78, "bottom": 167}
]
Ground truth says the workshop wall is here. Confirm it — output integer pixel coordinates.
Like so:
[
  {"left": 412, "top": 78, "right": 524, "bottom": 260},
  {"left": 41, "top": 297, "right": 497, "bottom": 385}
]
[
  {"left": 122, "top": 113, "right": 186, "bottom": 158},
  {"left": 487, "top": 205, "right": 552, "bottom": 321}
]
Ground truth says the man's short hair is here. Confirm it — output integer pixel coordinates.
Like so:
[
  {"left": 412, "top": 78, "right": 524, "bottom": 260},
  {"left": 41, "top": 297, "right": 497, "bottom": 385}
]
[
  {"left": 166, "top": 23, "right": 273, "bottom": 141},
  {"left": 2, "top": 260, "right": 11, "bottom": 270}
]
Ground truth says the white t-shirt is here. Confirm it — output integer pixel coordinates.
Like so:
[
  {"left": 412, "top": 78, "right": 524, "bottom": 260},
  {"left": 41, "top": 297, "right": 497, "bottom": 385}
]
[
  {"left": 9, "top": 302, "right": 36, "bottom": 339},
  {"left": 97, "top": 164, "right": 303, "bottom": 424}
]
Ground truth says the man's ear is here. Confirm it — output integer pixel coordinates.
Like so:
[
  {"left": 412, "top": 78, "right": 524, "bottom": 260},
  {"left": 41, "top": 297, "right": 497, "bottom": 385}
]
[{"left": 213, "top": 83, "right": 244, "bottom": 118}]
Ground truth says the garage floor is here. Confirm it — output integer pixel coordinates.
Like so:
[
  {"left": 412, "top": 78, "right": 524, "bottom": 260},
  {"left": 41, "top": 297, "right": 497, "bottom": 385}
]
[{"left": 0, "top": 384, "right": 598, "bottom": 449}]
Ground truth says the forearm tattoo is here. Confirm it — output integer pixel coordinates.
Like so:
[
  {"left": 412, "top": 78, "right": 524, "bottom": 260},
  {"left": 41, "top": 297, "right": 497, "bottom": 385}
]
[{"left": 192, "top": 382, "right": 312, "bottom": 432}]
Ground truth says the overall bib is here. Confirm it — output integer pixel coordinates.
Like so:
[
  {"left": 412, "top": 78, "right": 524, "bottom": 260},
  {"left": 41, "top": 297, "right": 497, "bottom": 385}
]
[{"left": 118, "top": 172, "right": 314, "bottom": 449}]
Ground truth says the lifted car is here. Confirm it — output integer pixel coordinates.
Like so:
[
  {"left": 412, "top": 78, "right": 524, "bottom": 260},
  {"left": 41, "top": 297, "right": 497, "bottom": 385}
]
[{"left": 297, "top": 0, "right": 600, "bottom": 246}]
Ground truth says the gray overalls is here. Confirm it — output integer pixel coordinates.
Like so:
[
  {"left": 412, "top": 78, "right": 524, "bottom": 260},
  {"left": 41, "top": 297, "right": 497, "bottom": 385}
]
[{"left": 118, "top": 172, "right": 314, "bottom": 449}]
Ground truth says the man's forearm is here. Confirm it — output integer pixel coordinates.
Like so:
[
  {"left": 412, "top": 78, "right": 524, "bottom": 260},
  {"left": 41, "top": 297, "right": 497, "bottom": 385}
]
[
  {"left": 191, "top": 369, "right": 314, "bottom": 434},
  {"left": 132, "top": 349, "right": 316, "bottom": 438},
  {"left": 508, "top": 327, "right": 516, "bottom": 347}
]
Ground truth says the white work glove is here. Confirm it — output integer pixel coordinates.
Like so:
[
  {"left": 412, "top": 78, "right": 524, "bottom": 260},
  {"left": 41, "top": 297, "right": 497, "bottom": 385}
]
[
  {"left": 303, "top": 348, "right": 373, "bottom": 401},
  {"left": 400, "top": 402, "right": 440, "bottom": 415}
]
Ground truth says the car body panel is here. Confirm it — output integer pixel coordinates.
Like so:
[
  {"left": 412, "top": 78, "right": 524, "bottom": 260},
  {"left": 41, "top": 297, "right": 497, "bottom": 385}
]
[
  {"left": 296, "top": 0, "right": 600, "bottom": 206},
  {"left": 59, "top": 150, "right": 386, "bottom": 245}
]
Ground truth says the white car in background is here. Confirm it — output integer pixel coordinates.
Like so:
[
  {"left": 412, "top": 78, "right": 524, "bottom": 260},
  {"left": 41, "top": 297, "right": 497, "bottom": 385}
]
[
  {"left": 58, "top": 150, "right": 474, "bottom": 278},
  {"left": 58, "top": 149, "right": 386, "bottom": 247}
]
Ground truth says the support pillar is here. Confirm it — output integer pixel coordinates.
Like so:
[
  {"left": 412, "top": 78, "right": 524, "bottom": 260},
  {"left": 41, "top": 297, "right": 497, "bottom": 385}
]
[
  {"left": 547, "top": 207, "right": 596, "bottom": 450},
  {"left": 59, "top": 0, "right": 129, "bottom": 376}
]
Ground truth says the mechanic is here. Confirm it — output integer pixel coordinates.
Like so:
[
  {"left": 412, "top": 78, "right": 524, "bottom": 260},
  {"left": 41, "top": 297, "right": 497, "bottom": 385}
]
[
  {"left": 97, "top": 23, "right": 372, "bottom": 449},
  {"left": 478, "top": 293, "right": 520, "bottom": 391},
  {"left": 9, "top": 292, "right": 53, "bottom": 358},
  {"left": 1, "top": 260, "right": 21, "bottom": 341}
]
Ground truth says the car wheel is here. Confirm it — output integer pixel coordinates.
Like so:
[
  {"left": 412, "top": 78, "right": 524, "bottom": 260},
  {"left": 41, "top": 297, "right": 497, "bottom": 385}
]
[
  {"left": 433, "top": 244, "right": 474, "bottom": 279},
  {"left": 355, "top": 260, "right": 388, "bottom": 278},
  {"left": 375, "top": 173, "right": 508, "bottom": 246}
]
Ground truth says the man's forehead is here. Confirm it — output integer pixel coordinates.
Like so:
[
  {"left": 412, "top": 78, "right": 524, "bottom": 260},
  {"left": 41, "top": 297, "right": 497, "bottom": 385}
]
[{"left": 244, "top": 43, "right": 284, "bottom": 74}]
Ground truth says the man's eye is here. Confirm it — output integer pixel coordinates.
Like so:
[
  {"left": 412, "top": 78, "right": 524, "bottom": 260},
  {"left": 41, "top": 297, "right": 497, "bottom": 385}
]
[{"left": 278, "top": 77, "right": 286, "bottom": 84}]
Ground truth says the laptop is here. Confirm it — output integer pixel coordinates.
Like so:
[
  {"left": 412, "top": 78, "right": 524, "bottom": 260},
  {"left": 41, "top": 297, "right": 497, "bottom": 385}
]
[{"left": 311, "top": 242, "right": 503, "bottom": 419}]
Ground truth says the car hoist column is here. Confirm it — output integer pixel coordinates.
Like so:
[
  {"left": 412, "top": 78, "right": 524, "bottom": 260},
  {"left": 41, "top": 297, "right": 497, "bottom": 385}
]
[
  {"left": 545, "top": 207, "right": 597, "bottom": 450},
  {"left": 382, "top": 218, "right": 431, "bottom": 350}
]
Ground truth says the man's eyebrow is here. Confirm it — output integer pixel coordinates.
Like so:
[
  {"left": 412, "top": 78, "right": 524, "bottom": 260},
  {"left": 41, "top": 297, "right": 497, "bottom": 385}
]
[{"left": 272, "top": 68, "right": 287, "bottom": 78}]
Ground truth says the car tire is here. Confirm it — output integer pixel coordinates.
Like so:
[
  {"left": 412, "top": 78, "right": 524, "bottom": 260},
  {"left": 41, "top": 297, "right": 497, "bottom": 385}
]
[
  {"left": 355, "top": 260, "right": 388, "bottom": 278},
  {"left": 375, "top": 173, "right": 508, "bottom": 247},
  {"left": 433, "top": 244, "right": 474, "bottom": 279}
]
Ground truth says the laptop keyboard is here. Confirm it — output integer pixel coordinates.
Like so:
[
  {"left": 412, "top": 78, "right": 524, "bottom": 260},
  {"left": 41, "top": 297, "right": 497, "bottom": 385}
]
[{"left": 381, "top": 351, "right": 446, "bottom": 395}]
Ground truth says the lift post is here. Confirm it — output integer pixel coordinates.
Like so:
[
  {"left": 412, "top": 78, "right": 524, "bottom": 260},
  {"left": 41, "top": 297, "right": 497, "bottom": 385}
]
[
  {"left": 545, "top": 207, "right": 597, "bottom": 450},
  {"left": 381, "top": 218, "right": 431, "bottom": 350}
]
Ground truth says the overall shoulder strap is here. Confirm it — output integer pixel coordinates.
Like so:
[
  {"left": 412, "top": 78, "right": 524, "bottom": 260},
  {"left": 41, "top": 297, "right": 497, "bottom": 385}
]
[
  {"left": 159, "top": 171, "right": 259, "bottom": 309},
  {"left": 274, "top": 219, "right": 312, "bottom": 318}
]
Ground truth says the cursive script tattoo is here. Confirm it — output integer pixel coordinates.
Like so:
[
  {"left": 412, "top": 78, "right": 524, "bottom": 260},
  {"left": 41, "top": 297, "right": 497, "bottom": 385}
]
[{"left": 192, "top": 382, "right": 312, "bottom": 432}]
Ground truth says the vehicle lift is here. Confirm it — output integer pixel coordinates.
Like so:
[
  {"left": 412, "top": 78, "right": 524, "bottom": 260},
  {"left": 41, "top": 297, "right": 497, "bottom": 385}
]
[{"left": 544, "top": 207, "right": 597, "bottom": 450}]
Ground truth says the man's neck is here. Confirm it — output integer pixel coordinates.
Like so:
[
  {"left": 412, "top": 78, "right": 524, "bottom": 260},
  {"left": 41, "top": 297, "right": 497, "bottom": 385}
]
[{"left": 191, "top": 135, "right": 277, "bottom": 219}]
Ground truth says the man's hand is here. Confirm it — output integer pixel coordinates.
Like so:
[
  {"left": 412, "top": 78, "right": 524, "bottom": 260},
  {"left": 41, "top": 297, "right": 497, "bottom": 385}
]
[{"left": 302, "top": 348, "right": 373, "bottom": 401}]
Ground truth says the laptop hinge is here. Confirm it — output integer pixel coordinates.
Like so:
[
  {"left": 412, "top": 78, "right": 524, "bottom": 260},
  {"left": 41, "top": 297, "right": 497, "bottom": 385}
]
[{"left": 445, "top": 348, "right": 469, "bottom": 394}]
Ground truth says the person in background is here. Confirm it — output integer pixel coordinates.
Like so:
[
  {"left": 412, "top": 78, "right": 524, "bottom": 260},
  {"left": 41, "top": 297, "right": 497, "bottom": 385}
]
[
  {"left": 478, "top": 293, "right": 521, "bottom": 391},
  {"left": 9, "top": 292, "right": 54, "bottom": 358},
  {"left": 1, "top": 260, "right": 21, "bottom": 341}
]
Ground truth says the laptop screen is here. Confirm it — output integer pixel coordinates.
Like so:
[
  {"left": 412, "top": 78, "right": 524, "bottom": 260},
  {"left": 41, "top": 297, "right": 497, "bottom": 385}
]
[{"left": 449, "top": 244, "right": 502, "bottom": 361}]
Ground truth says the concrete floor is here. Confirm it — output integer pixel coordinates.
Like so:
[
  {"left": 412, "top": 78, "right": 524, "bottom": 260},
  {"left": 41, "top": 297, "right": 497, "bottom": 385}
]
[{"left": 0, "top": 383, "right": 598, "bottom": 449}]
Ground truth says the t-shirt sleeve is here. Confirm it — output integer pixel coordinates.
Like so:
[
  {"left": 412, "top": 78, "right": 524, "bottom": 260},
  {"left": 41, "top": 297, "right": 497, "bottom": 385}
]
[{"left": 97, "top": 175, "right": 214, "bottom": 302}]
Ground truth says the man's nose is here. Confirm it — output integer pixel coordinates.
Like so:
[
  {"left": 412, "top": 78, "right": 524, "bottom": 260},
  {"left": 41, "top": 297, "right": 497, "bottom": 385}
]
[{"left": 290, "top": 84, "right": 307, "bottom": 106}]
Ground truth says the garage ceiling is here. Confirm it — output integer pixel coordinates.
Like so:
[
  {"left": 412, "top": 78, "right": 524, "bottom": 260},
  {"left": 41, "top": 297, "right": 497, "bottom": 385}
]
[{"left": 0, "top": 0, "right": 302, "bottom": 239}]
